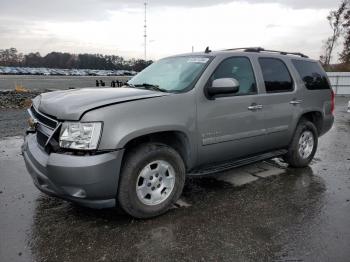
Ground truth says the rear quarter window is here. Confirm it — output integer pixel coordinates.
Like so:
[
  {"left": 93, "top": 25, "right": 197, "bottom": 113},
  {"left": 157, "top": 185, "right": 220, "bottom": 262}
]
[{"left": 292, "top": 60, "right": 330, "bottom": 90}]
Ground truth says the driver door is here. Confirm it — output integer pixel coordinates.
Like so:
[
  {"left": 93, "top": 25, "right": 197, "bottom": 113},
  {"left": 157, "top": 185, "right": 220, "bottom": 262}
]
[{"left": 196, "top": 56, "right": 267, "bottom": 165}]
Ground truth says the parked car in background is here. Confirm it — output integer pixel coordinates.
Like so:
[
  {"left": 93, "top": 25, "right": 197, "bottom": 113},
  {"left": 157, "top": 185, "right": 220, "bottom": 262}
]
[
  {"left": 22, "top": 47, "right": 334, "bottom": 218},
  {"left": 0, "top": 66, "right": 136, "bottom": 76}
]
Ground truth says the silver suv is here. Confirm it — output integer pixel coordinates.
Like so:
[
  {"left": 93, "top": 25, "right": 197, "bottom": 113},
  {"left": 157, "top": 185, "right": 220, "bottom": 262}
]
[{"left": 22, "top": 47, "right": 334, "bottom": 218}]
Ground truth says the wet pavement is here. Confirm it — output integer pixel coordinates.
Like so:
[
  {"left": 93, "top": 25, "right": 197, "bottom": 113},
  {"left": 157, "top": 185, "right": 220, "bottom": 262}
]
[{"left": 0, "top": 97, "right": 350, "bottom": 262}]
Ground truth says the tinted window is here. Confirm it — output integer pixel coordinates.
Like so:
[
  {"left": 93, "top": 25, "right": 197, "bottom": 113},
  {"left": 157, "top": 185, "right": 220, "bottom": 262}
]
[
  {"left": 211, "top": 57, "right": 257, "bottom": 95},
  {"left": 259, "top": 58, "right": 293, "bottom": 93},
  {"left": 292, "top": 60, "right": 330, "bottom": 90}
]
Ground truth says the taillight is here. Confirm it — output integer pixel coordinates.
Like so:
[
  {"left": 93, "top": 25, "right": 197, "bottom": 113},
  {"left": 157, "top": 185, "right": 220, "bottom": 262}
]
[{"left": 331, "top": 90, "right": 335, "bottom": 115}]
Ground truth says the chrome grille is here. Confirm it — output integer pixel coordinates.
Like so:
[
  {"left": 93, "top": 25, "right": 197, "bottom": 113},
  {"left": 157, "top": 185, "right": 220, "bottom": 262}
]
[
  {"left": 30, "top": 105, "right": 58, "bottom": 129},
  {"left": 28, "top": 106, "right": 60, "bottom": 149}
]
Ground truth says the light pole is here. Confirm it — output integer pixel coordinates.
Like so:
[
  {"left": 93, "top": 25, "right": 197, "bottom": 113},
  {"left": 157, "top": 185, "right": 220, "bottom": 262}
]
[{"left": 144, "top": 1, "right": 148, "bottom": 61}]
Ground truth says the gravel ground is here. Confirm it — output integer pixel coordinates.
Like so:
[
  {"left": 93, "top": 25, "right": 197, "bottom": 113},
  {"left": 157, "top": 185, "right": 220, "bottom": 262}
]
[
  {"left": 0, "top": 108, "right": 28, "bottom": 138},
  {"left": 0, "top": 90, "right": 42, "bottom": 109},
  {"left": 0, "top": 90, "right": 41, "bottom": 138}
]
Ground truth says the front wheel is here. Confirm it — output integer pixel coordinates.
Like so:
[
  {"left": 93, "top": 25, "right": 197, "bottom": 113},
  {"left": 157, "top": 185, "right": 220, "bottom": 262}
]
[
  {"left": 284, "top": 120, "right": 318, "bottom": 168},
  {"left": 117, "top": 143, "right": 185, "bottom": 218}
]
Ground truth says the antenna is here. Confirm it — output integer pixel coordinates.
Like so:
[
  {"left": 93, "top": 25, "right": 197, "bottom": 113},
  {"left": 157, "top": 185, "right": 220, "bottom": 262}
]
[
  {"left": 204, "top": 46, "right": 211, "bottom": 53},
  {"left": 144, "top": 1, "right": 148, "bottom": 61}
]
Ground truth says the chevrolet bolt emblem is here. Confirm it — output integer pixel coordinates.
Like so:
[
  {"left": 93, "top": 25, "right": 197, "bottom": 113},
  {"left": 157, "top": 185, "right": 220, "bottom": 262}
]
[{"left": 28, "top": 117, "right": 38, "bottom": 130}]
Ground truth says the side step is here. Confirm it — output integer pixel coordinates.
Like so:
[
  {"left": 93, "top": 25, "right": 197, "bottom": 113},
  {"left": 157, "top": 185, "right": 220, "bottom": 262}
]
[{"left": 188, "top": 149, "right": 287, "bottom": 176}]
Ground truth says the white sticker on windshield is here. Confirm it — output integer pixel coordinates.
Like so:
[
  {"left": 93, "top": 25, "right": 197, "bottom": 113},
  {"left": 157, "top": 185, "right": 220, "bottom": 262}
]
[{"left": 187, "top": 57, "right": 209, "bottom": 64}]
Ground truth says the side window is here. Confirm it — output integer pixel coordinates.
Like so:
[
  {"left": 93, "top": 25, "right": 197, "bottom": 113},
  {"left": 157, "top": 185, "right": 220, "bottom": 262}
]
[
  {"left": 292, "top": 60, "right": 330, "bottom": 90},
  {"left": 211, "top": 57, "right": 257, "bottom": 96},
  {"left": 259, "top": 58, "right": 294, "bottom": 93}
]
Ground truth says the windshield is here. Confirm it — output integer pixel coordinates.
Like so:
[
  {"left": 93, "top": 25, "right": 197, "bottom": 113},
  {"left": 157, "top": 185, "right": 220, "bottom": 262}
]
[{"left": 128, "top": 56, "right": 211, "bottom": 92}]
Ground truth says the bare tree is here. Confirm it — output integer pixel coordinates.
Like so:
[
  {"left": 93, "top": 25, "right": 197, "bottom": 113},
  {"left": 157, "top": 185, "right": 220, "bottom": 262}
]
[
  {"left": 320, "top": 0, "right": 348, "bottom": 65},
  {"left": 0, "top": 48, "right": 23, "bottom": 66},
  {"left": 340, "top": 4, "right": 350, "bottom": 63}
]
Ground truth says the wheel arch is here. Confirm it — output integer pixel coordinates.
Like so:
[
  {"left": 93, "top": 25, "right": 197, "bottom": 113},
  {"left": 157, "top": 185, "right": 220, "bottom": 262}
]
[
  {"left": 298, "top": 110, "right": 323, "bottom": 136},
  {"left": 288, "top": 110, "right": 323, "bottom": 146},
  {"left": 121, "top": 130, "right": 194, "bottom": 170}
]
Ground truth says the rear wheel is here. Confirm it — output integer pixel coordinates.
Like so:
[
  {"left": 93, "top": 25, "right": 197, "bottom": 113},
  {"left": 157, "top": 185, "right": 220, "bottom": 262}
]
[
  {"left": 118, "top": 143, "right": 185, "bottom": 218},
  {"left": 284, "top": 120, "right": 318, "bottom": 168}
]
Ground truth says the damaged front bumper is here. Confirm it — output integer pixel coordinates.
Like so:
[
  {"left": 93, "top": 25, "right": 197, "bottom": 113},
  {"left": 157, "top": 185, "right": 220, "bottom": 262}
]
[{"left": 22, "top": 133, "right": 124, "bottom": 209}]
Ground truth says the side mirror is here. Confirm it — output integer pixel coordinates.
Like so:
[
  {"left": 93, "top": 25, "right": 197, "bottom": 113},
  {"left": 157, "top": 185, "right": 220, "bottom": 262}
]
[{"left": 207, "top": 78, "right": 240, "bottom": 96}]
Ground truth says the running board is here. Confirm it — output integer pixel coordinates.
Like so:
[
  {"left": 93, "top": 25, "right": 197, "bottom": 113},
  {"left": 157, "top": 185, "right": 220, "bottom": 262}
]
[{"left": 189, "top": 149, "right": 287, "bottom": 176}]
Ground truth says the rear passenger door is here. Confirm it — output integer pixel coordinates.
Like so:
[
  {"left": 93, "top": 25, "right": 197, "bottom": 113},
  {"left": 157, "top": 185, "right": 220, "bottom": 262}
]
[{"left": 256, "top": 57, "right": 300, "bottom": 150}]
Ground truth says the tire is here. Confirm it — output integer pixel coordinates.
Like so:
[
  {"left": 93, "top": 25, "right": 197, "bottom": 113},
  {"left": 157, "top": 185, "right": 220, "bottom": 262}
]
[
  {"left": 117, "top": 143, "right": 185, "bottom": 218},
  {"left": 284, "top": 119, "right": 318, "bottom": 168}
]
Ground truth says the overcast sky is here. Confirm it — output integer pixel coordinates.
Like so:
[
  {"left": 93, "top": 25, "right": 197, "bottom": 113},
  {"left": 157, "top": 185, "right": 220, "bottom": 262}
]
[{"left": 0, "top": 0, "right": 341, "bottom": 61}]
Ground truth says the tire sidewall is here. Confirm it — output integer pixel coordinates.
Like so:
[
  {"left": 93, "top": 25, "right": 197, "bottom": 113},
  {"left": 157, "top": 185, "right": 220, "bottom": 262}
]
[
  {"left": 290, "top": 120, "right": 318, "bottom": 167},
  {"left": 118, "top": 144, "right": 185, "bottom": 218}
]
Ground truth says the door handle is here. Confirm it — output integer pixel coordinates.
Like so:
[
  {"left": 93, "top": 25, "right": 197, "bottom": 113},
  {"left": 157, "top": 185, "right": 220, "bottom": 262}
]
[
  {"left": 290, "top": 100, "right": 302, "bottom": 105},
  {"left": 248, "top": 104, "right": 263, "bottom": 111}
]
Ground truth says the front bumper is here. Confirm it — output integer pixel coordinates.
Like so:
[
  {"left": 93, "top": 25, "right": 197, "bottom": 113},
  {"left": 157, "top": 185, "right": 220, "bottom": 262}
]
[{"left": 22, "top": 134, "right": 124, "bottom": 209}]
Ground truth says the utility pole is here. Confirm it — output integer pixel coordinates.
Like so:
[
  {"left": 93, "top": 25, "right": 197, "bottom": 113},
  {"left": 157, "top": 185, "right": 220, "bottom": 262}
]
[{"left": 144, "top": 1, "right": 148, "bottom": 61}]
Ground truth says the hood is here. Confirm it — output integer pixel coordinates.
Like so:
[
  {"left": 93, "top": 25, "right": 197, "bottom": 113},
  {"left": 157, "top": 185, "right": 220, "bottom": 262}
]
[{"left": 35, "top": 87, "right": 169, "bottom": 120}]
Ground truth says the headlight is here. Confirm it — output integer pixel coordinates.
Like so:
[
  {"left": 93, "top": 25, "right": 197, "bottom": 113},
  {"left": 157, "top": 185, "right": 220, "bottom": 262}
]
[{"left": 59, "top": 122, "right": 102, "bottom": 150}]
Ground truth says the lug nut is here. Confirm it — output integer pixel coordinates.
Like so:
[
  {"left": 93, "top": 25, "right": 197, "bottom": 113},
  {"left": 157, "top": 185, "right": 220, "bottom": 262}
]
[
  {"left": 152, "top": 187, "right": 155, "bottom": 191},
  {"left": 157, "top": 184, "right": 161, "bottom": 188},
  {"left": 147, "top": 183, "right": 151, "bottom": 187},
  {"left": 159, "top": 177, "right": 163, "bottom": 181},
  {"left": 150, "top": 176, "right": 153, "bottom": 180}
]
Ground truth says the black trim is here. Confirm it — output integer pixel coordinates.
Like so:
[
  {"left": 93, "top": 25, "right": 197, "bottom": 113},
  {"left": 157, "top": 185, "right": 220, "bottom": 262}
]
[{"left": 189, "top": 149, "right": 288, "bottom": 176}]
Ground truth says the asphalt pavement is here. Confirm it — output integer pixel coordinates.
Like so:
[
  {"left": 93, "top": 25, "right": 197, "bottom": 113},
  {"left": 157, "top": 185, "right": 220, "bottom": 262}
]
[{"left": 0, "top": 97, "right": 349, "bottom": 262}]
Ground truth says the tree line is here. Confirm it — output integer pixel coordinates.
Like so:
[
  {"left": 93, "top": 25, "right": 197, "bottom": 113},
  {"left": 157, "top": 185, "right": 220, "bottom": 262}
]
[
  {"left": 321, "top": 0, "right": 350, "bottom": 71},
  {"left": 0, "top": 48, "right": 153, "bottom": 72}
]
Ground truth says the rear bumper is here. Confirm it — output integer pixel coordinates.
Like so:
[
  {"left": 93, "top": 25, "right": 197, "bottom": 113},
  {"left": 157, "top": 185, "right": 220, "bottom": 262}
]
[
  {"left": 22, "top": 134, "right": 124, "bottom": 209},
  {"left": 319, "top": 114, "right": 334, "bottom": 136}
]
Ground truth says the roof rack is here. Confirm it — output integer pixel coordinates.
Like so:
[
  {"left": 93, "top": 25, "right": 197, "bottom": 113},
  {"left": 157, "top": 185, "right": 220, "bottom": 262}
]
[{"left": 222, "top": 47, "right": 309, "bottom": 58}]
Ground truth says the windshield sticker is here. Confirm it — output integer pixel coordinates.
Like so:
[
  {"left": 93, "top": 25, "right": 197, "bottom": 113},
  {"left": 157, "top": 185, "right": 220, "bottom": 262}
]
[{"left": 187, "top": 57, "right": 209, "bottom": 64}]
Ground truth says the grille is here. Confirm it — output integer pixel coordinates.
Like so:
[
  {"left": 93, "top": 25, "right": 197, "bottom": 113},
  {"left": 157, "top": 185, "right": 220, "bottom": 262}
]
[
  {"left": 37, "top": 130, "right": 48, "bottom": 148},
  {"left": 29, "top": 106, "right": 60, "bottom": 150},
  {"left": 30, "top": 106, "right": 58, "bottom": 129}
]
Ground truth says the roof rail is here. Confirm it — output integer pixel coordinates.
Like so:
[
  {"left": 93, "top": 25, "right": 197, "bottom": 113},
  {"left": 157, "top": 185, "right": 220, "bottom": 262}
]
[
  {"left": 223, "top": 47, "right": 263, "bottom": 52},
  {"left": 222, "top": 47, "right": 308, "bottom": 58}
]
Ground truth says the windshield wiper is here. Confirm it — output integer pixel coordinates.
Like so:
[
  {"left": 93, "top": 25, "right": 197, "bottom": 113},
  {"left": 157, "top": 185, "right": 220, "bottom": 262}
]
[
  {"left": 124, "top": 82, "right": 135, "bottom": 87},
  {"left": 134, "top": 83, "right": 168, "bottom": 93}
]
